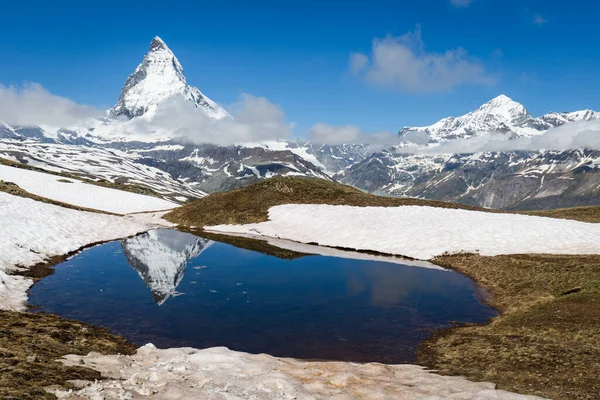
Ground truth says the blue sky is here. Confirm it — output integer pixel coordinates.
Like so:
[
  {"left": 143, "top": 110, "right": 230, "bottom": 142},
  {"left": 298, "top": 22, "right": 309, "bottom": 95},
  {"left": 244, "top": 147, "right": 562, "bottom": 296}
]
[{"left": 1, "top": 0, "right": 598, "bottom": 135}]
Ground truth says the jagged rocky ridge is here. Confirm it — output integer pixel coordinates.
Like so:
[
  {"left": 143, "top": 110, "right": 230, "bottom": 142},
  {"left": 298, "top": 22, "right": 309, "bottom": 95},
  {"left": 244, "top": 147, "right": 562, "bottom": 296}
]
[{"left": 336, "top": 149, "right": 600, "bottom": 210}]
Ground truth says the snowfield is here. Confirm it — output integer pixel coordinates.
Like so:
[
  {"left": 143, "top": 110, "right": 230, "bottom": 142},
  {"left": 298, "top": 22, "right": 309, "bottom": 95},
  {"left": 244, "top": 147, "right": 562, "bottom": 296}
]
[
  {"left": 52, "top": 344, "right": 544, "bottom": 400},
  {"left": 0, "top": 164, "right": 178, "bottom": 214},
  {"left": 206, "top": 204, "right": 600, "bottom": 260},
  {"left": 0, "top": 192, "right": 152, "bottom": 311}
]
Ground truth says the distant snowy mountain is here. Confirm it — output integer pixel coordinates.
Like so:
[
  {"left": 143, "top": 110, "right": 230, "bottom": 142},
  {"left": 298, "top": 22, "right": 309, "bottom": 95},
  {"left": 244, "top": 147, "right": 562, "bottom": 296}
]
[
  {"left": 109, "top": 36, "right": 230, "bottom": 121},
  {"left": 122, "top": 229, "right": 212, "bottom": 305},
  {"left": 398, "top": 95, "right": 599, "bottom": 143},
  {"left": 540, "top": 109, "right": 600, "bottom": 127}
]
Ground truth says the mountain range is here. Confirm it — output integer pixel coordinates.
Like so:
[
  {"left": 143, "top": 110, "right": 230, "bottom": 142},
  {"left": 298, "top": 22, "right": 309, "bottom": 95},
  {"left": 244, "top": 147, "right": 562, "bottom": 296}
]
[
  {"left": 1, "top": 36, "right": 599, "bottom": 210},
  {"left": 399, "top": 94, "right": 599, "bottom": 142}
]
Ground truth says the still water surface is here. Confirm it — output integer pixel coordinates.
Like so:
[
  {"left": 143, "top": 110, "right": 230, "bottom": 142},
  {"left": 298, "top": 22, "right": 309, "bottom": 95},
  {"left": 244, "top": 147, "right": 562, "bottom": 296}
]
[{"left": 29, "top": 229, "right": 496, "bottom": 363}]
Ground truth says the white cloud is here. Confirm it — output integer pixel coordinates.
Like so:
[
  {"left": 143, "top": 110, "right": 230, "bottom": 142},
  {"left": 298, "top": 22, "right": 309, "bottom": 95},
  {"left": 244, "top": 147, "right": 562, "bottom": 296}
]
[
  {"left": 533, "top": 14, "right": 548, "bottom": 26},
  {"left": 0, "top": 83, "right": 100, "bottom": 127},
  {"left": 397, "top": 120, "right": 600, "bottom": 154},
  {"left": 307, "top": 123, "right": 400, "bottom": 146},
  {"left": 349, "top": 53, "right": 369, "bottom": 74},
  {"left": 308, "top": 123, "right": 363, "bottom": 144},
  {"left": 450, "top": 0, "right": 473, "bottom": 7},
  {"left": 350, "top": 27, "right": 496, "bottom": 92},
  {"left": 127, "top": 93, "right": 293, "bottom": 146}
]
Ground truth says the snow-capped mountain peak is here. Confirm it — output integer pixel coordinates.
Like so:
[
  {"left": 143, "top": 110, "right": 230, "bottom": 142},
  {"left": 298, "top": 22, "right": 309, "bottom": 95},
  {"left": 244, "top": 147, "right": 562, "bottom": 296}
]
[
  {"left": 477, "top": 95, "right": 530, "bottom": 120},
  {"left": 465, "top": 94, "right": 531, "bottom": 128},
  {"left": 397, "top": 94, "right": 597, "bottom": 143},
  {"left": 108, "top": 36, "right": 230, "bottom": 120}
]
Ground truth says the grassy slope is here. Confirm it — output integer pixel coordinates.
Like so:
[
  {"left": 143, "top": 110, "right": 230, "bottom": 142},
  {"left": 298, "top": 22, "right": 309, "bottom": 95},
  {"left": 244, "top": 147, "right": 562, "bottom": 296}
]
[
  {"left": 418, "top": 253, "right": 600, "bottom": 400},
  {"left": 164, "top": 176, "right": 496, "bottom": 226}
]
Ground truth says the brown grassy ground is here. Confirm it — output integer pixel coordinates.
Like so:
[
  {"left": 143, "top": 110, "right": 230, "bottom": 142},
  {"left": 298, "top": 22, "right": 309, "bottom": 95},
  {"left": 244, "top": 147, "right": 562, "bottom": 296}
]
[
  {"left": 0, "top": 310, "right": 136, "bottom": 400},
  {"left": 417, "top": 253, "right": 600, "bottom": 400},
  {"left": 164, "top": 176, "right": 496, "bottom": 226},
  {"left": 523, "top": 205, "right": 600, "bottom": 223}
]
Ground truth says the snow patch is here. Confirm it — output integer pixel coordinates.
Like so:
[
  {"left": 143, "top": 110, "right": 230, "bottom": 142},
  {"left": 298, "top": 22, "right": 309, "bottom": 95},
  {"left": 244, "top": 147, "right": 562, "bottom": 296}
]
[
  {"left": 0, "top": 164, "right": 178, "bottom": 214},
  {"left": 52, "top": 344, "right": 543, "bottom": 399},
  {"left": 0, "top": 192, "right": 151, "bottom": 311},
  {"left": 206, "top": 204, "right": 600, "bottom": 260}
]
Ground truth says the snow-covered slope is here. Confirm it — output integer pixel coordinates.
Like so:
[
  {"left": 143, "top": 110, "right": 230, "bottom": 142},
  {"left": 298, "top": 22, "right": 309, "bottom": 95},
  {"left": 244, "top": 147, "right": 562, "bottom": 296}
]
[
  {"left": 109, "top": 37, "right": 229, "bottom": 121},
  {"left": 122, "top": 229, "right": 212, "bottom": 305},
  {"left": 0, "top": 164, "right": 178, "bottom": 214},
  {"left": 0, "top": 192, "right": 150, "bottom": 311},
  {"left": 398, "top": 95, "right": 599, "bottom": 142},
  {"left": 206, "top": 204, "right": 600, "bottom": 260},
  {"left": 0, "top": 140, "right": 206, "bottom": 202}
]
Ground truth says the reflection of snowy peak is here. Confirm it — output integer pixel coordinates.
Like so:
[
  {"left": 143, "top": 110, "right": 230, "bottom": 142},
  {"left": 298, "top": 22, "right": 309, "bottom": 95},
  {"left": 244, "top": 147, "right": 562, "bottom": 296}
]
[
  {"left": 108, "top": 36, "right": 230, "bottom": 120},
  {"left": 122, "top": 229, "right": 212, "bottom": 305}
]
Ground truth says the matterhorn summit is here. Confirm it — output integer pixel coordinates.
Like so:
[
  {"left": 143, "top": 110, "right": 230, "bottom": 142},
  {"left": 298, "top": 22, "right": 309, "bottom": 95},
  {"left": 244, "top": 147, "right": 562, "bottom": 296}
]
[{"left": 108, "top": 36, "right": 230, "bottom": 120}]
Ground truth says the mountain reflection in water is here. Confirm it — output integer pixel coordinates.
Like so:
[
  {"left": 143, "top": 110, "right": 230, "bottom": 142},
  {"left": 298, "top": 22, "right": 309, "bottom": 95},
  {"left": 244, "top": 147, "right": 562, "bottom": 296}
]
[
  {"left": 29, "top": 229, "right": 497, "bottom": 363},
  {"left": 122, "top": 230, "right": 212, "bottom": 305}
]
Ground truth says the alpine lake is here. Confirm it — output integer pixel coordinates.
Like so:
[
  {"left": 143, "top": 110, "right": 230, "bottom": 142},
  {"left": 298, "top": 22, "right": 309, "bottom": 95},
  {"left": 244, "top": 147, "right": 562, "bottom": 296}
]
[{"left": 28, "top": 228, "right": 496, "bottom": 364}]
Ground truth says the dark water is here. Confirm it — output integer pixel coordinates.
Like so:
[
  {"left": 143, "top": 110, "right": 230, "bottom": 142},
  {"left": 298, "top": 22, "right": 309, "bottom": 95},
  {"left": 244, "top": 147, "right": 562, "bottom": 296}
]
[{"left": 29, "top": 229, "right": 496, "bottom": 363}]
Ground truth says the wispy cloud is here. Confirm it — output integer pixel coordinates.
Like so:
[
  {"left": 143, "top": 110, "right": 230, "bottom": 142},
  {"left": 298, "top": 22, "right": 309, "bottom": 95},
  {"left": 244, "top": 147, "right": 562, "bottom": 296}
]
[
  {"left": 0, "top": 83, "right": 100, "bottom": 127},
  {"left": 350, "top": 27, "right": 497, "bottom": 93},
  {"left": 533, "top": 14, "right": 548, "bottom": 26},
  {"left": 450, "top": 0, "right": 474, "bottom": 7},
  {"left": 131, "top": 93, "right": 293, "bottom": 145},
  {"left": 397, "top": 120, "right": 600, "bottom": 154},
  {"left": 307, "top": 123, "right": 399, "bottom": 146}
]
